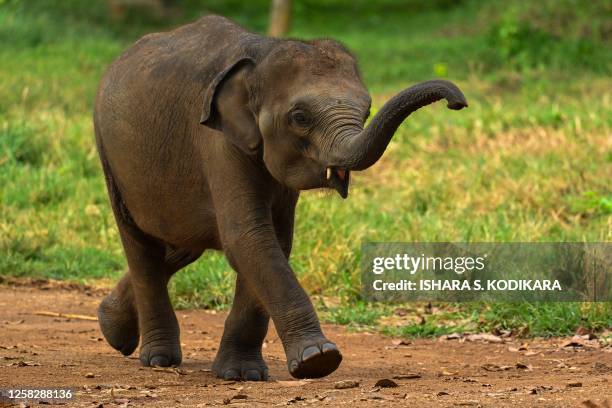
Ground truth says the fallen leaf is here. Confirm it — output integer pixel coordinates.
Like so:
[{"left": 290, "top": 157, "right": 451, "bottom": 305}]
[
  {"left": 567, "top": 382, "right": 582, "bottom": 388},
  {"left": 394, "top": 308, "right": 408, "bottom": 316},
  {"left": 287, "top": 396, "right": 306, "bottom": 404},
  {"left": 4, "top": 319, "right": 25, "bottom": 325},
  {"left": 593, "top": 362, "right": 610, "bottom": 373},
  {"left": 481, "top": 363, "right": 499, "bottom": 371},
  {"left": 508, "top": 344, "right": 529, "bottom": 352},
  {"left": 493, "top": 328, "right": 513, "bottom": 337},
  {"left": 334, "top": 380, "right": 359, "bottom": 389},
  {"left": 374, "top": 379, "right": 398, "bottom": 388},
  {"left": 575, "top": 326, "right": 598, "bottom": 340},
  {"left": 393, "top": 373, "right": 421, "bottom": 379},
  {"left": 445, "top": 333, "right": 462, "bottom": 340},
  {"left": 85, "top": 372, "right": 95, "bottom": 378},
  {"left": 528, "top": 385, "right": 553, "bottom": 394},
  {"left": 437, "top": 391, "right": 450, "bottom": 396},
  {"left": 562, "top": 341, "right": 584, "bottom": 348},
  {"left": 114, "top": 398, "right": 130, "bottom": 405},
  {"left": 152, "top": 367, "right": 188, "bottom": 375},
  {"left": 9, "top": 360, "right": 40, "bottom": 367},
  {"left": 515, "top": 362, "right": 532, "bottom": 370},
  {"left": 561, "top": 336, "right": 586, "bottom": 348},
  {"left": 481, "top": 364, "right": 512, "bottom": 372},
  {"left": 139, "top": 390, "right": 158, "bottom": 398},
  {"left": 582, "top": 399, "right": 611, "bottom": 408},
  {"left": 277, "top": 380, "right": 309, "bottom": 387},
  {"left": 391, "top": 339, "right": 411, "bottom": 347},
  {"left": 465, "top": 333, "right": 503, "bottom": 343}
]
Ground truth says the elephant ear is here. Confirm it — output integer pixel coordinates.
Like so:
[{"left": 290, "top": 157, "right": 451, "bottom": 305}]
[{"left": 200, "top": 57, "right": 261, "bottom": 154}]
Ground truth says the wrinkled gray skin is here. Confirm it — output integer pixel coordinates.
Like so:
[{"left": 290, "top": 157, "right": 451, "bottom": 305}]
[{"left": 94, "top": 15, "right": 467, "bottom": 381}]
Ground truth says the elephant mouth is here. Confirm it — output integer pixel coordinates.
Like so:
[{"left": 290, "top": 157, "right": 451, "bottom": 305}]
[{"left": 326, "top": 167, "right": 350, "bottom": 198}]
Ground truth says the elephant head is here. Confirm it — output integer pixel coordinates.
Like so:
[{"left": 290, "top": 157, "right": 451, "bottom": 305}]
[{"left": 201, "top": 39, "right": 467, "bottom": 198}]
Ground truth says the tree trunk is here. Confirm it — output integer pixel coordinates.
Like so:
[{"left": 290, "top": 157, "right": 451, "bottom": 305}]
[{"left": 268, "top": 0, "right": 292, "bottom": 37}]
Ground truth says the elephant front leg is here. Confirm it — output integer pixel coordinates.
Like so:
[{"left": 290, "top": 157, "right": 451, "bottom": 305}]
[
  {"left": 218, "top": 215, "right": 342, "bottom": 379},
  {"left": 213, "top": 275, "right": 270, "bottom": 381}
]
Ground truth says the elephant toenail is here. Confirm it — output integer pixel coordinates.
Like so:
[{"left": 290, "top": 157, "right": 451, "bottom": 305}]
[
  {"left": 244, "top": 369, "right": 261, "bottom": 381},
  {"left": 150, "top": 355, "right": 170, "bottom": 367},
  {"left": 302, "top": 345, "right": 321, "bottom": 362},
  {"left": 223, "top": 369, "right": 240, "bottom": 380},
  {"left": 322, "top": 342, "right": 337, "bottom": 353}
]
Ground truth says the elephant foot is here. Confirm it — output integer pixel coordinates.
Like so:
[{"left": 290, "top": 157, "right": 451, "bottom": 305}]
[
  {"left": 212, "top": 343, "right": 268, "bottom": 381},
  {"left": 98, "top": 293, "right": 139, "bottom": 356},
  {"left": 286, "top": 337, "right": 342, "bottom": 379},
  {"left": 139, "top": 334, "right": 182, "bottom": 367}
]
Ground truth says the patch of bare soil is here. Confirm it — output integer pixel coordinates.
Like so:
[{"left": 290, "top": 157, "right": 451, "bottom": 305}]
[{"left": 0, "top": 282, "right": 610, "bottom": 407}]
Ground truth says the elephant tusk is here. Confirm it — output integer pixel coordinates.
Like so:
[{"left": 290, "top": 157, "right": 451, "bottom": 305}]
[{"left": 326, "top": 168, "right": 332, "bottom": 180}]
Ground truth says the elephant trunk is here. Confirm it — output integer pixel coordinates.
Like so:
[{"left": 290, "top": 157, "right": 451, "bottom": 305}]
[{"left": 330, "top": 80, "right": 468, "bottom": 171}]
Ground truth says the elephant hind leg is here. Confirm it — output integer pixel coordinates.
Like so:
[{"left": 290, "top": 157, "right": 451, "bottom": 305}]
[
  {"left": 96, "top": 152, "right": 202, "bottom": 365},
  {"left": 98, "top": 273, "right": 139, "bottom": 356},
  {"left": 98, "top": 246, "right": 202, "bottom": 359}
]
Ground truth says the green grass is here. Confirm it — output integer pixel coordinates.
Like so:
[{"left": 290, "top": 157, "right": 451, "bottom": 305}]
[
  {"left": 1, "top": 0, "right": 610, "bottom": 337},
  {"left": 321, "top": 301, "right": 612, "bottom": 338}
]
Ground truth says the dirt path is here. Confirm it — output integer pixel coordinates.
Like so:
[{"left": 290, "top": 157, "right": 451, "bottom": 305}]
[{"left": 0, "top": 282, "right": 610, "bottom": 407}]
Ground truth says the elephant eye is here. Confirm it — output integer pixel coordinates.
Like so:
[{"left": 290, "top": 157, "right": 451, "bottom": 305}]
[{"left": 290, "top": 109, "right": 312, "bottom": 128}]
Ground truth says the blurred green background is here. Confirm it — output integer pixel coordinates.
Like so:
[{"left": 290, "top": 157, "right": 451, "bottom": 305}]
[{"left": 0, "top": 0, "right": 610, "bottom": 337}]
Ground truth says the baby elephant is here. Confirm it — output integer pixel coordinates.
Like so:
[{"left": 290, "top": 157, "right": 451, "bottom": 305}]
[{"left": 94, "top": 15, "right": 467, "bottom": 380}]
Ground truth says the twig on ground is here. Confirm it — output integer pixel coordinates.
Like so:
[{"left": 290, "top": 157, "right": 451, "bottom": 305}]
[{"left": 33, "top": 311, "right": 98, "bottom": 321}]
